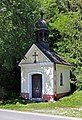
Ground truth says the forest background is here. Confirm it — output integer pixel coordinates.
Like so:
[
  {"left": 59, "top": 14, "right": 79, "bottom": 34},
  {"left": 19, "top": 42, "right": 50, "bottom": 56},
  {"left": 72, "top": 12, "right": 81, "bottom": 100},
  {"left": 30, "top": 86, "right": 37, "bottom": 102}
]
[{"left": 0, "top": 0, "right": 82, "bottom": 98}]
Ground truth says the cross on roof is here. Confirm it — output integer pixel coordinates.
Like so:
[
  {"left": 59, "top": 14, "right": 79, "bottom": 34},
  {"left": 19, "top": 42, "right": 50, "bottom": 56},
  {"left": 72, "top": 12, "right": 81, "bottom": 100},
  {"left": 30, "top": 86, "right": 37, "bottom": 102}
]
[
  {"left": 32, "top": 52, "right": 38, "bottom": 63},
  {"left": 40, "top": 11, "right": 44, "bottom": 19}
]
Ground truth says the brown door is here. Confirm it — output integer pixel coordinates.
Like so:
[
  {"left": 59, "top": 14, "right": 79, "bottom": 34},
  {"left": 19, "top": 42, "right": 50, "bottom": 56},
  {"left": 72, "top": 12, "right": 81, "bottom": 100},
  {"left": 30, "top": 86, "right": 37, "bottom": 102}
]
[{"left": 32, "top": 74, "right": 42, "bottom": 98}]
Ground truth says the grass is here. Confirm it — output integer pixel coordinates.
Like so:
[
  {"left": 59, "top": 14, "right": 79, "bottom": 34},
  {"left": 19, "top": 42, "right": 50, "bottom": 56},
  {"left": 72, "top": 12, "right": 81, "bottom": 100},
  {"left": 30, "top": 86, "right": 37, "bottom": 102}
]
[
  {"left": 54, "top": 90, "right": 82, "bottom": 108},
  {"left": 0, "top": 90, "right": 82, "bottom": 118}
]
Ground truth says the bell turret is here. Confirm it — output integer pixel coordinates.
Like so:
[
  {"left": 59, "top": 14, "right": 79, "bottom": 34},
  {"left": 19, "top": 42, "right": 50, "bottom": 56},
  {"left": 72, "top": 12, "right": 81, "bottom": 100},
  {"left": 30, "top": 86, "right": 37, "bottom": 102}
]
[{"left": 35, "top": 12, "right": 49, "bottom": 50}]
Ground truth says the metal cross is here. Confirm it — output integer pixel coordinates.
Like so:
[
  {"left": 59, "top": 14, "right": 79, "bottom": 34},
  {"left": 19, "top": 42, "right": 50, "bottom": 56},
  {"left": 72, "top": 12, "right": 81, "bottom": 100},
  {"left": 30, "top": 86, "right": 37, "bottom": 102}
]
[{"left": 32, "top": 52, "right": 38, "bottom": 63}]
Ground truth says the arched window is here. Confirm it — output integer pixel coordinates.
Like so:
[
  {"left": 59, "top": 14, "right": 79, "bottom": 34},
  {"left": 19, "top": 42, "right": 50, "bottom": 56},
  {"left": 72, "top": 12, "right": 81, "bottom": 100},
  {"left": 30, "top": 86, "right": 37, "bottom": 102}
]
[
  {"left": 60, "top": 73, "right": 63, "bottom": 86},
  {"left": 39, "top": 32, "right": 43, "bottom": 41},
  {"left": 44, "top": 32, "right": 47, "bottom": 41}
]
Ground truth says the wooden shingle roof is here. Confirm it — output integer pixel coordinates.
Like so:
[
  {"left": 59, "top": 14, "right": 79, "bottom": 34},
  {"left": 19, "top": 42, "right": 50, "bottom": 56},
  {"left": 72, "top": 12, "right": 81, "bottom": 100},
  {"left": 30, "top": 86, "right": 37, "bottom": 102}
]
[{"left": 36, "top": 43, "right": 71, "bottom": 66}]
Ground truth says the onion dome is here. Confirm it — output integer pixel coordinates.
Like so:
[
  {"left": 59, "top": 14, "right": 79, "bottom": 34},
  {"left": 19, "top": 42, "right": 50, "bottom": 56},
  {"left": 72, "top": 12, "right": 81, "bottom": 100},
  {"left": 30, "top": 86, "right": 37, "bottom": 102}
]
[
  {"left": 35, "top": 12, "right": 50, "bottom": 50},
  {"left": 35, "top": 12, "right": 49, "bottom": 31}
]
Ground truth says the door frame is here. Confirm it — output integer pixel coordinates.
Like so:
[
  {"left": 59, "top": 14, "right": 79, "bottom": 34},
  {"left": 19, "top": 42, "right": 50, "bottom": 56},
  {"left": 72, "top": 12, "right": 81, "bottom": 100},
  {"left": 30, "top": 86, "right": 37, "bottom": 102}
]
[
  {"left": 28, "top": 72, "right": 44, "bottom": 99},
  {"left": 32, "top": 74, "right": 42, "bottom": 98}
]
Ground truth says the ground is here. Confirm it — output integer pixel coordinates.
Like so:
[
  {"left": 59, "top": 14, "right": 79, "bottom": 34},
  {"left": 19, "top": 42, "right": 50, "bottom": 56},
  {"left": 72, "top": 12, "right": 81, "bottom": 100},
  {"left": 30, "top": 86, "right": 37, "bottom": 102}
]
[{"left": 0, "top": 90, "right": 82, "bottom": 118}]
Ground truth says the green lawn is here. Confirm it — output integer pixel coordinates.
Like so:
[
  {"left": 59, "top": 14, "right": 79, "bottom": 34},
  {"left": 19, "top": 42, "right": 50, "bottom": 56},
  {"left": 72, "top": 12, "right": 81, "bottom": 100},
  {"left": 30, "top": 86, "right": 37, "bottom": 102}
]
[{"left": 0, "top": 90, "right": 82, "bottom": 118}]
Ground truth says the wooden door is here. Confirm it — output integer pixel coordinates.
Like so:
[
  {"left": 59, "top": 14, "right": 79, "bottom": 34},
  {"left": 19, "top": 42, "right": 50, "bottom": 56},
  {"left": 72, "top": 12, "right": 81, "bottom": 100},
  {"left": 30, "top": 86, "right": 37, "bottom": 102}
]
[{"left": 32, "top": 74, "right": 42, "bottom": 98}]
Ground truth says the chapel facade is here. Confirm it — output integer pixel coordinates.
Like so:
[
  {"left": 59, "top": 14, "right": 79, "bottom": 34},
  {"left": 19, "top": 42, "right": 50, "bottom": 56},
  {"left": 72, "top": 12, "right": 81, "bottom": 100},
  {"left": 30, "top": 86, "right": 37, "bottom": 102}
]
[{"left": 19, "top": 12, "right": 71, "bottom": 101}]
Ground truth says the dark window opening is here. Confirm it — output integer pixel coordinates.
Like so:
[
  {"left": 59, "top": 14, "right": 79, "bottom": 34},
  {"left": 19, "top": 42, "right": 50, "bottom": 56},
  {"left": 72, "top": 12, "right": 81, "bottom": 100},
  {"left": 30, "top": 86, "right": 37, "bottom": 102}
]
[
  {"left": 60, "top": 73, "right": 63, "bottom": 86},
  {"left": 44, "top": 32, "right": 47, "bottom": 41},
  {"left": 39, "top": 32, "right": 43, "bottom": 41}
]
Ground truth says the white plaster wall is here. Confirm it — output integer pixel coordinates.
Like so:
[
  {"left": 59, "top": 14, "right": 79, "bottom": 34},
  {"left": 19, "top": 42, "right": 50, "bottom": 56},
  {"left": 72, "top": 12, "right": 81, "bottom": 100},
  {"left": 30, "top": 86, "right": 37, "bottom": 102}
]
[
  {"left": 44, "top": 65, "right": 54, "bottom": 95},
  {"left": 21, "top": 67, "right": 28, "bottom": 93},
  {"left": 21, "top": 63, "right": 54, "bottom": 99},
  {"left": 56, "top": 64, "right": 71, "bottom": 94}
]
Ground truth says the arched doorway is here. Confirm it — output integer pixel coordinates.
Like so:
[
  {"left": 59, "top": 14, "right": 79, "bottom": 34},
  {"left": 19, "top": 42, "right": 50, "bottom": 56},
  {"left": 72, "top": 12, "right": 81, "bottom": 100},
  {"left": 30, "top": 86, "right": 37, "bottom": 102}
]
[{"left": 32, "top": 74, "right": 42, "bottom": 98}]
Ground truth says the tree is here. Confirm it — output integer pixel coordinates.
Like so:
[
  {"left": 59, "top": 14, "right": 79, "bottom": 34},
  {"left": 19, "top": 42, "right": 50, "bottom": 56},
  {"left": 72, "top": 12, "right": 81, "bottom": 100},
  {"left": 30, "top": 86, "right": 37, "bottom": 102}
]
[
  {"left": 41, "top": 0, "right": 82, "bottom": 90},
  {"left": 0, "top": 0, "right": 40, "bottom": 97}
]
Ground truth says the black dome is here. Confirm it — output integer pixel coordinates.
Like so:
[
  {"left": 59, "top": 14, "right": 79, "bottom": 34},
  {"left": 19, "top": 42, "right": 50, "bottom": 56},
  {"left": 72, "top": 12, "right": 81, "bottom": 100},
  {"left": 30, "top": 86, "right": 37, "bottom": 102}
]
[{"left": 35, "top": 12, "right": 49, "bottom": 31}]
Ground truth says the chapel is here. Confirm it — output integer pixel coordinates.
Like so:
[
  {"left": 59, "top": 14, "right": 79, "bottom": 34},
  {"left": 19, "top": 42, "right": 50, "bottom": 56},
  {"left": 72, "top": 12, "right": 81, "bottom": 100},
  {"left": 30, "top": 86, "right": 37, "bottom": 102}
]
[{"left": 19, "top": 12, "right": 71, "bottom": 101}]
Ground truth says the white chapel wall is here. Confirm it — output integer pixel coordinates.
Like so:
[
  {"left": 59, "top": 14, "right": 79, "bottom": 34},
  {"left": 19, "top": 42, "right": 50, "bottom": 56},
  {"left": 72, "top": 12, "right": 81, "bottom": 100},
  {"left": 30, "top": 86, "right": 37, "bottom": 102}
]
[
  {"left": 21, "top": 63, "right": 54, "bottom": 98},
  {"left": 56, "top": 64, "right": 71, "bottom": 94}
]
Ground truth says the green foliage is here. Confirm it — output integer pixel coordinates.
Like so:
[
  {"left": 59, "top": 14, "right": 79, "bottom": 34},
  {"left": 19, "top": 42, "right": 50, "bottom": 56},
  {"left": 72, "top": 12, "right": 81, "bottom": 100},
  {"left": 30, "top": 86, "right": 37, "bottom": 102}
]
[
  {"left": 41, "top": 0, "right": 82, "bottom": 90},
  {"left": 0, "top": 0, "right": 40, "bottom": 97},
  {"left": 55, "top": 90, "right": 82, "bottom": 107},
  {"left": 75, "top": 67, "right": 82, "bottom": 90},
  {"left": 0, "top": 0, "right": 40, "bottom": 70},
  {"left": 0, "top": 0, "right": 82, "bottom": 97}
]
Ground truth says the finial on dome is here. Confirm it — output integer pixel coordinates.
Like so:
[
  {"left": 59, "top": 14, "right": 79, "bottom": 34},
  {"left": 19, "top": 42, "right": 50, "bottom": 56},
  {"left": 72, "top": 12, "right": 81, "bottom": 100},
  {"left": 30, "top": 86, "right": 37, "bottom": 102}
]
[
  {"left": 40, "top": 11, "right": 44, "bottom": 19},
  {"left": 35, "top": 11, "right": 49, "bottom": 31}
]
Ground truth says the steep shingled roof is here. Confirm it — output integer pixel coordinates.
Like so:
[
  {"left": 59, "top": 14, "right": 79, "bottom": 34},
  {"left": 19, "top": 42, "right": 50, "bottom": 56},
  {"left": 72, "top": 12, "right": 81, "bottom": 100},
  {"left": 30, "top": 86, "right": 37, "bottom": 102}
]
[{"left": 36, "top": 43, "right": 71, "bottom": 66}]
